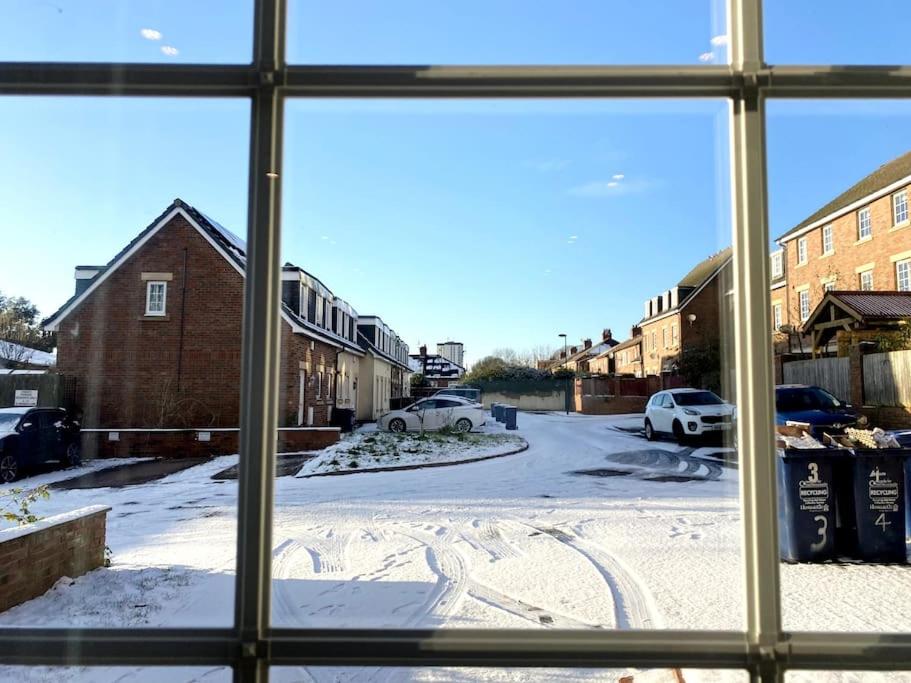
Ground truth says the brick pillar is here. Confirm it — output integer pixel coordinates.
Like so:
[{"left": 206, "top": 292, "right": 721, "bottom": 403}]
[{"left": 849, "top": 345, "right": 864, "bottom": 407}]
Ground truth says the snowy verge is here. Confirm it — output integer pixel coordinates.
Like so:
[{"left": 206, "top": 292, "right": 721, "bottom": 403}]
[{"left": 295, "top": 429, "right": 528, "bottom": 477}]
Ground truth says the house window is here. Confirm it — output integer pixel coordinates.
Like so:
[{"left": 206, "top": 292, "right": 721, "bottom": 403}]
[
  {"left": 650, "top": 331, "right": 656, "bottom": 350},
  {"left": 821, "top": 224, "right": 833, "bottom": 254},
  {"left": 316, "top": 371, "right": 323, "bottom": 399},
  {"left": 859, "top": 269, "right": 874, "bottom": 291},
  {"left": 799, "top": 290, "right": 810, "bottom": 321},
  {"left": 307, "top": 289, "right": 317, "bottom": 321},
  {"left": 145, "top": 281, "right": 167, "bottom": 316},
  {"left": 894, "top": 191, "right": 908, "bottom": 225},
  {"left": 823, "top": 280, "right": 835, "bottom": 292},
  {"left": 671, "top": 323, "right": 678, "bottom": 345},
  {"left": 797, "top": 237, "right": 807, "bottom": 264},
  {"left": 772, "top": 303, "right": 782, "bottom": 330},
  {"left": 897, "top": 259, "right": 911, "bottom": 291},
  {"left": 858, "top": 206, "right": 872, "bottom": 239},
  {"left": 662, "top": 327, "right": 668, "bottom": 348},
  {"left": 770, "top": 251, "right": 783, "bottom": 278}
]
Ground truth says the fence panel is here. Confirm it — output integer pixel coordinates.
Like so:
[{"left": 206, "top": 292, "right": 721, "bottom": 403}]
[
  {"left": 782, "top": 357, "right": 851, "bottom": 400},
  {"left": 863, "top": 350, "right": 911, "bottom": 407},
  {"left": 0, "top": 373, "right": 75, "bottom": 409}
]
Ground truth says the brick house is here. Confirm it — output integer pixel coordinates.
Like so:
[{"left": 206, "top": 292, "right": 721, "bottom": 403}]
[
  {"left": 551, "top": 330, "right": 619, "bottom": 374},
  {"left": 590, "top": 327, "right": 642, "bottom": 376},
  {"left": 775, "top": 150, "right": 911, "bottom": 342},
  {"left": 638, "top": 248, "right": 733, "bottom": 377},
  {"left": 42, "top": 199, "right": 361, "bottom": 453}
]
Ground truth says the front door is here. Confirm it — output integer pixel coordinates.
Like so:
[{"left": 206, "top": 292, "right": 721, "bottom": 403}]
[{"left": 297, "top": 370, "right": 307, "bottom": 426}]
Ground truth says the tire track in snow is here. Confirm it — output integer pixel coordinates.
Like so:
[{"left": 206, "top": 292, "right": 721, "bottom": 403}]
[{"left": 518, "top": 521, "right": 659, "bottom": 630}]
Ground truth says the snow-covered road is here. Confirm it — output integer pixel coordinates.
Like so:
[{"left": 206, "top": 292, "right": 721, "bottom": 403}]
[{"left": 3, "top": 412, "right": 911, "bottom": 683}]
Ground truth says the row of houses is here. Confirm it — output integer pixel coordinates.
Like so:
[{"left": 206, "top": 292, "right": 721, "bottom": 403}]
[
  {"left": 548, "top": 150, "right": 911, "bottom": 387},
  {"left": 41, "top": 199, "right": 413, "bottom": 449}
]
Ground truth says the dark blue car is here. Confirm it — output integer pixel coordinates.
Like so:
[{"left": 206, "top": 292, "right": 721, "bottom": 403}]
[{"left": 775, "top": 384, "right": 861, "bottom": 435}]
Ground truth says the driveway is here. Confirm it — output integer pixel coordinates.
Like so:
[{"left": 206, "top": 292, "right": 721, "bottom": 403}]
[{"left": 51, "top": 457, "right": 209, "bottom": 490}]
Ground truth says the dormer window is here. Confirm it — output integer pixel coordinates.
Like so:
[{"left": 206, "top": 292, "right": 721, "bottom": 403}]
[
  {"left": 145, "top": 281, "right": 167, "bottom": 316},
  {"left": 299, "top": 284, "right": 308, "bottom": 319}
]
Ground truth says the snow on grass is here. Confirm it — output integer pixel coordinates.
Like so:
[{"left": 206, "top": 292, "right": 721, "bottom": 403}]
[{"left": 295, "top": 428, "right": 526, "bottom": 476}]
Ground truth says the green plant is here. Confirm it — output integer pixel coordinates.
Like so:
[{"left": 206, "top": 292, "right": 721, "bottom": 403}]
[{"left": 0, "top": 485, "right": 50, "bottom": 526}]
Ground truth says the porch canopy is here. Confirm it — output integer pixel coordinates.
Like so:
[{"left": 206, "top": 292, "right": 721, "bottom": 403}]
[{"left": 801, "top": 290, "right": 911, "bottom": 355}]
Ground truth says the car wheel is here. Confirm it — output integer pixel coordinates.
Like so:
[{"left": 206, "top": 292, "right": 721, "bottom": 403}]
[
  {"left": 66, "top": 442, "right": 82, "bottom": 468},
  {"left": 0, "top": 454, "right": 19, "bottom": 484},
  {"left": 672, "top": 419, "right": 687, "bottom": 444},
  {"left": 388, "top": 418, "right": 406, "bottom": 433},
  {"left": 455, "top": 418, "right": 472, "bottom": 433},
  {"left": 644, "top": 419, "right": 655, "bottom": 441}
]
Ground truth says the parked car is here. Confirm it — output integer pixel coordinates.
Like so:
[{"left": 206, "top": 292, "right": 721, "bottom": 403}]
[
  {"left": 775, "top": 384, "right": 861, "bottom": 435},
  {"left": 377, "top": 396, "right": 485, "bottom": 433},
  {"left": 432, "top": 387, "right": 481, "bottom": 404},
  {"left": 644, "top": 388, "right": 735, "bottom": 443},
  {"left": 0, "top": 407, "right": 82, "bottom": 483}
]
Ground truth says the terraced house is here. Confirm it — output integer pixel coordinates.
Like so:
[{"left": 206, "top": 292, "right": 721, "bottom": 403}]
[{"left": 775, "top": 150, "right": 911, "bottom": 336}]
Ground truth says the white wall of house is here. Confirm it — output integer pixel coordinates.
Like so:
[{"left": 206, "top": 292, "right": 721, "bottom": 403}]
[
  {"left": 356, "top": 352, "right": 393, "bottom": 421},
  {"left": 336, "top": 350, "right": 360, "bottom": 413}
]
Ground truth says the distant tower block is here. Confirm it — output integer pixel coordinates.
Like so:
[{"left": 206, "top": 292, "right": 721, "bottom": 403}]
[{"left": 436, "top": 341, "right": 464, "bottom": 368}]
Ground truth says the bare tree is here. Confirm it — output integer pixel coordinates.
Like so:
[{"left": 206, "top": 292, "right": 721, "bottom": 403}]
[{"left": 0, "top": 339, "right": 34, "bottom": 369}]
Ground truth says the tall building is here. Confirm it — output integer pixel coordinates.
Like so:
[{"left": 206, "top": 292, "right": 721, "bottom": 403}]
[{"left": 436, "top": 341, "right": 465, "bottom": 367}]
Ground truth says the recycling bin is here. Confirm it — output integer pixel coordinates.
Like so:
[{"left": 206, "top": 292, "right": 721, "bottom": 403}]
[
  {"left": 777, "top": 450, "right": 838, "bottom": 562},
  {"left": 844, "top": 450, "right": 909, "bottom": 563},
  {"left": 503, "top": 406, "right": 518, "bottom": 430},
  {"left": 491, "top": 403, "right": 500, "bottom": 420},
  {"left": 495, "top": 404, "right": 505, "bottom": 423}
]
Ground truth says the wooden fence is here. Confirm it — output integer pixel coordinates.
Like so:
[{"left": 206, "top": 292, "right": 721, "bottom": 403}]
[
  {"left": 863, "top": 350, "right": 911, "bottom": 407},
  {"left": 0, "top": 373, "right": 77, "bottom": 409},
  {"left": 781, "top": 356, "right": 851, "bottom": 400}
]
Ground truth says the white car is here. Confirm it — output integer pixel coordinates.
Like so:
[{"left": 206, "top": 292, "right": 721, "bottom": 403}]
[
  {"left": 644, "top": 388, "right": 735, "bottom": 442},
  {"left": 378, "top": 396, "right": 485, "bottom": 433}
]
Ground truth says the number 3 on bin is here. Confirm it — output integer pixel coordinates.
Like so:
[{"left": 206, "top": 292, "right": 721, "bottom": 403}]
[
  {"left": 807, "top": 462, "right": 819, "bottom": 483},
  {"left": 810, "top": 515, "right": 828, "bottom": 551}
]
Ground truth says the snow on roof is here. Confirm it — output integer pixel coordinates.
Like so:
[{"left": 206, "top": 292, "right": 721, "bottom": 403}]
[{"left": 0, "top": 342, "right": 56, "bottom": 367}]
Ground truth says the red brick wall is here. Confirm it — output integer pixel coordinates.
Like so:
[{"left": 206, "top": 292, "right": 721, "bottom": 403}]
[
  {"left": 577, "top": 395, "right": 648, "bottom": 415},
  {"left": 0, "top": 506, "right": 109, "bottom": 613},
  {"left": 781, "top": 182, "right": 911, "bottom": 325},
  {"left": 82, "top": 428, "right": 339, "bottom": 459},
  {"left": 55, "top": 212, "right": 339, "bottom": 433},
  {"left": 639, "top": 313, "right": 681, "bottom": 377}
]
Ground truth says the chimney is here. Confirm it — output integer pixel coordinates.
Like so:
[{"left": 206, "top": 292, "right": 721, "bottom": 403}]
[
  {"left": 631, "top": 325, "right": 641, "bottom": 338},
  {"left": 559, "top": 351, "right": 566, "bottom": 359},
  {"left": 644, "top": 301, "right": 652, "bottom": 319},
  {"left": 419, "top": 344, "right": 427, "bottom": 357},
  {"left": 583, "top": 338, "right": 592, "bottom": 350},
  {"left": 570, "top": 346, "right": 578, "bottom": 355},
  {"left": 602, "top": 328, "right": 612, "bottom": 341}
]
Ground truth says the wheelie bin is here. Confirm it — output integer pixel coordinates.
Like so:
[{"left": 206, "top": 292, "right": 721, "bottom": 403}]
[{"left": 777, "top": 450, "right": 838, "bottom": 562}]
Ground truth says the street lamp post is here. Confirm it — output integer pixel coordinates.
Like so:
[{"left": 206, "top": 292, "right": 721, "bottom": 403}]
[{"left": 559, "top": 333, "right": 569, "bottom": 414}]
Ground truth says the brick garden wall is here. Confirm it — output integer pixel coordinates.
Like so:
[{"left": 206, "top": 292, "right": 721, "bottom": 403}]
[
  {"left": 0, "top": 506, "right": 110, "bottom": 613},
  {"left": 577, "top": 395, "right": 648, "bottom": 415},
  {"left": 81, "top": 428, "right": 340, "bottom": 459}
]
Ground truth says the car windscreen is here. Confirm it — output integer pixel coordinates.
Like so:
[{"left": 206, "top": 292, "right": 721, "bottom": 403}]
[
  {"left": 776, "top": 387, "right": 842, "bottom": 412},
  {"left": 672, "top": 391, "right": 724, "bottom": 406},
  {"left": 0, "top": 414, "right": 22, "bottom": 431}
]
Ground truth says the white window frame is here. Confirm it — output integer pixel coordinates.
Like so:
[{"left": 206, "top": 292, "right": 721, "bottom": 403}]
[
  {"left": 772, "top": 302, "right": 782, "bottom": 330},
  {"left": 7, "top": 1, "right": 906, "bottom": 679},
  {"left": 898, "top": 259, "right": 911, "bottom": 292},
  {"left": 671, "top": 323, "right": 678, "bottom": 345},
  {"left": 144, "top": 281, "right": 167, "bottom": 316},
  {"left": 770, "top": 250, "right": 783, "bottom": 278},
  {"left": 859, "top": 269, "right": 874, "bottom": 291},
  {"left": 799, "top": 289, "right": 811, "bottom": 322},
  {"left": 823, "top": 280, "right": 835, "bottom": 292},
  {"left": 821, "top": 224, "right": 833, "bottom": 254},
  {"left": 797, "top": 236, "right": 808, "bottom": 264},
  {"left": 858, "top": 206, "right": 872, "bottom": 239},
  {"left": 894, "top": 190, "right": 908, "bottom": 225}
]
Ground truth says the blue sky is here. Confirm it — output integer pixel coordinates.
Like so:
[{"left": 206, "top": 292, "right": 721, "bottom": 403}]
[{"left": 2, "top": 2, "right": 911, "bottom": 365}]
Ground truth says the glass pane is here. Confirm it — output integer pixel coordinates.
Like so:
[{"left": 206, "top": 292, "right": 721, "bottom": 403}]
[
  {"left": 1, "top": 667, "right": 231, "bottom": 683},
  {"left": 0, "top": 97, "right": 248, "bottom": 628},
  {"left": 768, "top": 101, "right": 911, "bottom": 632},
  {"left": 787, "top": 673, "right": 911, "bottom": 683},
  {"left": 272, "top": 99, "right": 742, "bottom": 632},
  {"left": 274, "top": 667, "right": 748, "bottom": 682},
  {"left": 288, "top": 0, "right": 729, "bottom": 65},
  {"left": 0, "top": 0, "right": 252, "bottom": 63},
  {"left": 765, "top": 0, "right": 911, "bottom": 65}
]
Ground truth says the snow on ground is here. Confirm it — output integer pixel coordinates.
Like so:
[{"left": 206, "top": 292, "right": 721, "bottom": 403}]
[
  {"left": 0, "top": 458, "right": 154, "bottom": 495},
  {"left": 1, "top": 413, "right": 911, "bottom": 682},
  {"left": 295, "top": 422, "right": 526, "bottom": 476}
]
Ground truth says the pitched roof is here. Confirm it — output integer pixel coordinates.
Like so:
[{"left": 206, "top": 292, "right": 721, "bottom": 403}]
[
  {"left": 677, "top": 247, "right": 732, "bottom": 288},
  {"left": 826, "top": 291, "right": 911, "bottom": 320},
  {"left": 564, "top": 338, "right": 619, "bottom": 364},
  {"left": 357, "top": 332, "right": 411, "bottom": 371},
  {"left": 594, "top": 335, "right": 642, "bottom": 360},
  {"left": 777, "top": 150, "right": 911, "bottom": 243}
]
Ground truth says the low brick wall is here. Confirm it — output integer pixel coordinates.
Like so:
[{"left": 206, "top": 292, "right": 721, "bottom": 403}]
[
  {"left": 859, "top": 405, "right": 911, "bottom": 430},
  {"left": 577, "top": 395, "right": 648, "bottom": 415},
  {"left": 81, "top": 427, "right": 340, "bottom": 459},
  {"left": 0, "top": 505, "right": 110, "bottom": 613}
]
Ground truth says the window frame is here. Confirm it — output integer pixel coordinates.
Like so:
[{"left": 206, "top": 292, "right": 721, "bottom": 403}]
[
  {"left": 799, "top": 289, "right": 811, "bottom": 321},
  {"left": 797, "top": 236, "right": 808, "bottom": 264},
  {"left": 894, "top": 190, "right": 908, "bottom": 225},
  {"left": 859, "top": 269, "right": 874, "bottom": 291},
  {"left": 897, "top": 259, "right": 911, "bottom": 291},
  {"left": 821, "top": 224, "right": 834, "bottom": 254},
  {"left": 6, "top": 0, "right": 911, "bottom": 679},
  {"left": 772, "top": 302, "right": 782, "bottom": 330},
  {"left": 770, "top": 250, "right": 783, "bottom": 278},
  {"left": 144, "top": 281, "right": 167, "bottom": 317},
  {"left": 858, "top": 206, "right": 872, "bottom": 239}
]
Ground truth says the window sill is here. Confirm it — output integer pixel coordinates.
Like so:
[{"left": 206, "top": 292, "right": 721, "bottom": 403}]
[
  {"left": 855, "top": 235, "right": 873, "bottom": 245},
  {"left": 795, "top": 261, "right": 807, "bottom": 268},
  {"left": 889, "top": 221, "right": 910, "bottom": 233},
  {"left": 819, "top": 251, "right": 834, "bottom": 259},
  {"left": 139, "top": 315, "right": 170, "bottom": 321}
]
